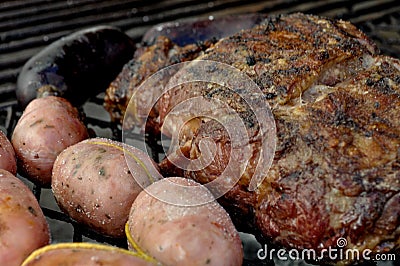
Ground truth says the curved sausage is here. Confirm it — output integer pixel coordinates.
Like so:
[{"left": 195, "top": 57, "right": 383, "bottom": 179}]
[{"left": 16, "top": 26, "right": 136, "bottom": 108}]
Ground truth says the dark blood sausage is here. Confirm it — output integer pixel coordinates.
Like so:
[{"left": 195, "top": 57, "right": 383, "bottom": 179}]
[
  {"left": 16, "top": 26, "right": 136, "bottom": 108},
  {"left": 142, "top": 13, "right": 267, "bottom": 46}
]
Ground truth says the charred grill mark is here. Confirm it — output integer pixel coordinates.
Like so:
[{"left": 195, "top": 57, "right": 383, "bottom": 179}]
[
  {"left": 316, "top": 50, "right": 330, "bottom": 61},
  {"left": 340, "top": 39, "right": 365, "bottom": 55},
  {"left": 333, "top": 110, "right": 358, "bottom": 129},
  {"left": 265, "top": 92, "right": 277, "bottom": 99},
  {"left": 366, "top": 77, "right": 400, "bottom": 95},
  {"left": 246, "top": 55, "right": 256, "bottom": 66}
]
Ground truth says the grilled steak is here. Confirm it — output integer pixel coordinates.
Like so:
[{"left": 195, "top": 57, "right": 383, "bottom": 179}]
[{"left": 105, "top": 13, "right": 399, "bottom": 262}]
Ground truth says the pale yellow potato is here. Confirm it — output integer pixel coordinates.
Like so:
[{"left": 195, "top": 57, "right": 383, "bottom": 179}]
[
  {"left": 0, "top": 169, "right": 50, "bottom": 266},
  {"left": 0, "top": 130, "right": 17, "bottom": 174},
  {"left": 21, "top": 243, "right": 157, "bottom": 266},
  {"left": 52, "top": 137, "right": 163, "bottom": 238},
  {"left": 11, "top": 96, "right": 89, "bottom": 186},
  {"left": 127, "top": 177, "right": 243, "bottom": 266}
]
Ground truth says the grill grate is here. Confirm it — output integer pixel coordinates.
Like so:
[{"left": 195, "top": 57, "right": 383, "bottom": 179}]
[
  {"left": 1, "top": 0, "right": 400, "bottom": 104},
  {"left": 0, "top": 1, "right": 399, "bottom": 265}
]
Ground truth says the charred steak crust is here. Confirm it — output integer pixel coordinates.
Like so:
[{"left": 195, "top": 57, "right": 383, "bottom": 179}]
[
  {"left": 256, "top": 56, "right": 400, "bottom": 253},
  {"left": 196, "top": 13, "right": 378, "bottom": 105},
  {"left": 104, "top": 36, "right": 215, "bottom": 128},
  {"left": 106, "top": 13, "right": 399, "bottom": 261}
]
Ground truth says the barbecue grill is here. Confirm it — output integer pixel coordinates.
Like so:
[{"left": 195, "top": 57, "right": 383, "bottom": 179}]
[{"left": 0, "top": 1, "right": 399, "bottom": 265}]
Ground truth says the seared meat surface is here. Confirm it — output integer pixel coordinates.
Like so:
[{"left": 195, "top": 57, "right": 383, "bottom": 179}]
[
  {"left": 255, "top": 55, "right": 400, "bottom": 253},
  {"left": 104, "top": 36, "right": 214, "bottom": 130},
  {"left": 106, "top": 13, "right": 399, "bottom": 261}
]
